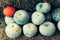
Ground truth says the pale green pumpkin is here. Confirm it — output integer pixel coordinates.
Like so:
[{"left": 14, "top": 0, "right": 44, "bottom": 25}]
[
  {"left": 39, "top": 22, "right": 56, "bottom": 36},
  {"left": 14, "top": 10, "right": 30, "bottom": 25},
  {"left": 32, "top": 11, "right": 45, "bottom": 25},
  {"left": 23, "top": 23, "right": 37, "bottom": 37},
  {"left": 36, "top": 2, "right": 51, "bottom": 13},
  {"left": 5, "top": 23, "right": 21, "bottom": 38}
]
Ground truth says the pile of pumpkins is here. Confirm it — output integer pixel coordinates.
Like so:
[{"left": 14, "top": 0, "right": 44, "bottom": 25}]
[{"left": 3, "top": 2, "right": 60, "bottom": 38}]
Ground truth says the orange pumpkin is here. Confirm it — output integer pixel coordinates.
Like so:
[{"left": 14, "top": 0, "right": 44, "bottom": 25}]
[{"left": 3, "top": 6, "right": 15, "bottom": 17}]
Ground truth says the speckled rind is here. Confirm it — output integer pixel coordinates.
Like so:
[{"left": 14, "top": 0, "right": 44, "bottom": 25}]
[{"left": 52, "top": 8, "right": 60, "bottom": 22}]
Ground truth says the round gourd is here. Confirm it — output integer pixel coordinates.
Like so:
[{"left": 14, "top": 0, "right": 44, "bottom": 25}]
[
  {"left": 23, "top": 23, "right": 37, "bottom": 37},
  {"left": 52, "top": 8, "right": 60, "bottom": 22},
  {"left": 3, "top": 6, "right": 15, "bottom": 17},
  {"left": 39, "top": 22, "right": 55, "bottom": 36},
  {"left": 36, "top": 2, "right": 51, "bottom": 13},
  {"left": 14, "top": 10, "right": 30, "bottom": 25},
  {"left": 5, "top": 23, "right": 21, "bottom": 38},
  {"left": 5, "top": 16, "right": 14, "bottom": 25},
  {"left": 32, "top": 11, "right": 45, "bottom": 25}
]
